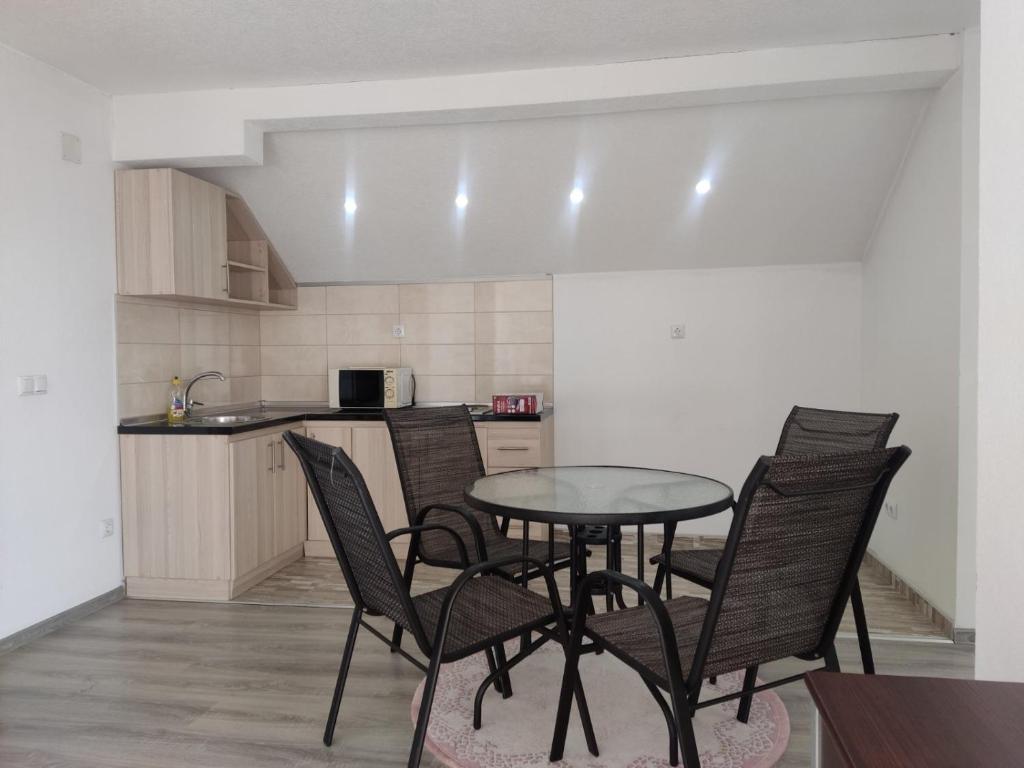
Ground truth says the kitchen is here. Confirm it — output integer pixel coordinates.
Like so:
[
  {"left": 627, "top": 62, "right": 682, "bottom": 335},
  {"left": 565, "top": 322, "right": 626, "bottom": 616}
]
[{"left": 115, "top": 168, "right": 555, "bottom": 600}]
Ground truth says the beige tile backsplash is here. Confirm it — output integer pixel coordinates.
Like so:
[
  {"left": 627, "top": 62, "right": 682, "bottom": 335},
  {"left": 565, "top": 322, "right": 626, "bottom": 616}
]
[
  {"left": 115, "top": 278, "right": 554, "bottom": 417},
  {"left": 262, "top": 278, "right": 553, "bottom": 404},
  {"left": 116, "top": 296, "right": 263, "bottom": 418}
]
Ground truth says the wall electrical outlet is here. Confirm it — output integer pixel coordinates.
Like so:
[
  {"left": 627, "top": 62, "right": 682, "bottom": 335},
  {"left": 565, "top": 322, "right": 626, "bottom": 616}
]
[
  {"left": 101, "top": 518, "right": 115, "bottom": 539},
  {"left": 670, "top": 324, "right": 686, "bottom": 339},
  {"left": 885, "top": 502, "right": 898, "bottom": 520},
  {"left": 392, "top": 324, "right": 406, "bottom": 338}
]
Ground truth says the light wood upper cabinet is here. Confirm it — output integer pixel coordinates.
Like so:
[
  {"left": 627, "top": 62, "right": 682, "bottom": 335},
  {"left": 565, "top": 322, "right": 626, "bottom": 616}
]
[
  {"left": 182, "top": 173, "right": 228, "bottom": 300},
  {"left": 115, "top": 168, "right": 296, "bottom": 310}
]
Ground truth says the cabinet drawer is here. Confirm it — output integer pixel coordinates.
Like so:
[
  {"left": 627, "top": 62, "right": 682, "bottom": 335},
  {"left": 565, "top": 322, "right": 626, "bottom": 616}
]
[{"left": 488, "top": 437, "right": 542, "bottom": 468}]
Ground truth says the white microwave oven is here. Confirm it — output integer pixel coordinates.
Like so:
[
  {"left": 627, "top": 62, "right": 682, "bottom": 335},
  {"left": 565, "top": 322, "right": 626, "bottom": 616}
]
[{"left": 329, "top": 367, "right": 414, "bottom": 409}]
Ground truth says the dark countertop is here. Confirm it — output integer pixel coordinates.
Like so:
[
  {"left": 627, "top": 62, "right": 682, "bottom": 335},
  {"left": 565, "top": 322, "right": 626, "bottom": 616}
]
[{"left": 118, "top": 403, "right": 550, "bottom": 435}]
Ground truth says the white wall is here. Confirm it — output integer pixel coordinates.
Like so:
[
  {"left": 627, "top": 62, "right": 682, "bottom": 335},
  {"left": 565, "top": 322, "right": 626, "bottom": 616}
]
[
  {"left": 975, "top": 0, "right": 1024, "bottom": 681},
  {"left": 956, "top": 28, "right": 980, "bottom": 633},
  {"left": 0, "top": 44, "right": 122, "bottom": 639},
  {"left": 860, "top": 71, "right": 963, "bottom": 622},
  {"left": 553, "top": 263, "right": 862, "bottom": 536}
]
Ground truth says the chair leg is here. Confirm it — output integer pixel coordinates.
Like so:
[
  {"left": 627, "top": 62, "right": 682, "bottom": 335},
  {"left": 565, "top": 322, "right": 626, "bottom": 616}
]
[
  {"left": 850, "top": 577, "right": 876, "bottom": 674},
  {"left": 408, "top": 648, "right": 444, "bottom": 768},
  {"left": 667, "top": 683, "right": 701, "bottom": 768},
  {"left": 493, "top": 643, "right": 513, "bottom": 698},
  {"left": 573, "top": 674, "right": 600, "bottom": 756},
  {"left": 604, "top": 536, "right": 615, "bottom": 611},
  {"left": 392, "top": 556, "right": 418, "bottom": 652},
  {"left": 653, "top": 562, "right": 667, "bottom": 597},
  {"left": 484, "top": 646, "right": 508, "bottom": 697},
  {"left": 324, "top": 607, "right": 362, "bottom": 746},
  {"left": 611, "top": 534, "right": 628, "bottom": 610},
  {"left": 825, "top": 644, "right": 841, "bottom": 673},
  {"left": 736, "top": 665, "right": 758, "bottom": 723},
  {"left": 550, "top": 631, "right": 587, "bottom": 761},
  {"left": 643, "top": 679, "right": 679, "bottom": 766},
  {"left": 676, "top": 706, "right": 701, "bottom": 768}
]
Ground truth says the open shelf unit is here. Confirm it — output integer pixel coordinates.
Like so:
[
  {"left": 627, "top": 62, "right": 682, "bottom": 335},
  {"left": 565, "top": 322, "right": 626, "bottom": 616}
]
[{"left": 226, "top": 196, "right": 297, "bottom": 307}]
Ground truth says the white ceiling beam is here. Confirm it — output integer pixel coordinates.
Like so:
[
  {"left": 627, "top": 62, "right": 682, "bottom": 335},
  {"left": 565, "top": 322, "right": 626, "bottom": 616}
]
[{"left": 112, "top": 34, "right": 961, "bottom": 167}]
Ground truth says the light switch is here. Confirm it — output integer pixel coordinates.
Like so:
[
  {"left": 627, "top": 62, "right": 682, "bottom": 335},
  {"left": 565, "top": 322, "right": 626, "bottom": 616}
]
[{"left": 33, "top": 374, "right": 48, "bottom": 393}]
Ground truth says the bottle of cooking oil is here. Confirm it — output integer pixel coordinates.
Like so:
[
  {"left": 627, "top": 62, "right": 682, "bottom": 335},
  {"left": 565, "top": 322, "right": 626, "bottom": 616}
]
[{"left": 167, "top": 376, "right": 185, "bottom": 424}]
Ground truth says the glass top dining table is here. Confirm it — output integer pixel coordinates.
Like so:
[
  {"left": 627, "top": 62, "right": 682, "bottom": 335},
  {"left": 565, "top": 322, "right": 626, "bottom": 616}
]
[
  {"left": 464, "top": 465, "right": 733, "bottom": 527},
  {"left": 464, "top": 466, "right": 734, "bottom": 604}
]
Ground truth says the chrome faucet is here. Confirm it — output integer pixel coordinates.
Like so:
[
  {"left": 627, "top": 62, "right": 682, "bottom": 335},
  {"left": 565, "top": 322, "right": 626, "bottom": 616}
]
[{"left": 184, "top": 371, "right": 226, "bottom": 416}]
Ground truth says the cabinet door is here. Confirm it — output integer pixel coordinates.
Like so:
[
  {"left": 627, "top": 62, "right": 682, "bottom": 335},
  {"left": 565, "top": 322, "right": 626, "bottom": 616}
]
[
  {"left": 188, "top": 175, "right": 228, "bottom": 300},
  {"left": 169, "top": 171, "right": 227, "bottom": 300},
  {"left": 272, "top": 429, "right": 307, "bottom": 555},
  {"left": 230, "top": 433, "right": 275, "bottom": 579},
  {"left": 304, "top": 425, "right": 352, "bottom": 541},
  {"left": 351, "top": 425, "right": 406, "bottom": 532}
]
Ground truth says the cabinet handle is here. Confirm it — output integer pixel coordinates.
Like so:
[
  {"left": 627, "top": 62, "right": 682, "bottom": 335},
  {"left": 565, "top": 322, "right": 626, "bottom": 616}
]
[
  {"left": 277, "top": 440, "right": 285, "bottom": 470},
  {"left": 267, "top": 442, "right": 275, "bottom": 472},
  {"left": 496, "top": 446, "right": 530, "bottom": 451},
  {"left": 222, "top": 263, "right": 229, "bottom": 294}
]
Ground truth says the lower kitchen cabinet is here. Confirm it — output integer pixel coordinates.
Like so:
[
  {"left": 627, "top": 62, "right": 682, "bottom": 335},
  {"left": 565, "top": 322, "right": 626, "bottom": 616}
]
[
  {"left": 230, "top": 428, "right": 307, "bottom": 582},
  {"left": 302, "top": 417, "right": 553, "bottom": 557},
  {"left": 303, "top": 422, "right": 404, "bottom": 558},
  {"left": 120, "top": 424, "right": 306, "bottom": 601}
]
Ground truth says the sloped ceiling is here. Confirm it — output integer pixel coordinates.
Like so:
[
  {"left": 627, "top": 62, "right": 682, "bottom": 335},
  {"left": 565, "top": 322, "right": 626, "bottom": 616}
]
[
  {"left": 195, "top": 89, "right": 933, "bottom": 283},
  {"left": 0, "top": 0, "right": 977, "bottom": 94}
]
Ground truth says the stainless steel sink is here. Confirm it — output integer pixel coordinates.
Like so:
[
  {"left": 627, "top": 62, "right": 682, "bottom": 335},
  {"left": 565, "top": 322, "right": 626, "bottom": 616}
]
[{"left": 188, "top": 414, "right": 257, "bottom": 425}]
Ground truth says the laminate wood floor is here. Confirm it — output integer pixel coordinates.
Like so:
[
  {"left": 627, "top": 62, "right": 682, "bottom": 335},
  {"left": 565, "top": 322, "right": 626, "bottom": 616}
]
[
  {"left": 0, "top": 598, "right": 973, "bottom": 768},
  {"left": 236, "top": 533, "right": 950, "bottom": 640}
]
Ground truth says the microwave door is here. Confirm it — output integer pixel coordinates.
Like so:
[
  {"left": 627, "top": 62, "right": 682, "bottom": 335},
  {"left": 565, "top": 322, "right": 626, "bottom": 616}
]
[{"left": 340, "top": 370, "right": 383, "bottom": 408}]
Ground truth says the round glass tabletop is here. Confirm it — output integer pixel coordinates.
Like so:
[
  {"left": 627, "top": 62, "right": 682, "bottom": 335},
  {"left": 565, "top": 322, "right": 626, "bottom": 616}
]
[{"left": 464, "top": 465, "right": 734, "bottom": 526}]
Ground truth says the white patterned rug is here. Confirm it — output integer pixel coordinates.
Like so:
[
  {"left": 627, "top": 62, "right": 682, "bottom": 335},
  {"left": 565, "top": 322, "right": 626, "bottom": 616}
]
[{"left": 412, "top": 642, "right": 790, "bottom": 768}]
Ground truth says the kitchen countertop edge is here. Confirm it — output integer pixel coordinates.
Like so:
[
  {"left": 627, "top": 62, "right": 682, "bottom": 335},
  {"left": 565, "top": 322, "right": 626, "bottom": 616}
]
[{"left": 118, "top": 406, "right": 551, "bottom": 435}]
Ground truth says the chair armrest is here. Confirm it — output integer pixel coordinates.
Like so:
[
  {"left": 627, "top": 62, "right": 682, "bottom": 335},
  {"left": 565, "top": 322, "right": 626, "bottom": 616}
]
[
  {"left": 415, "top": 503, "right": 488, "bottom": 562},
  {"left": 386, "top": 524, "right": 470, "bottom": 568}
]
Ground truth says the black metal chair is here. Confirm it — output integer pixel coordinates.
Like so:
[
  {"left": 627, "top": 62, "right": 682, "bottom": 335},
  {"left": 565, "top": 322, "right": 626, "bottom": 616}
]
[
  {"left": 384, "top": 406, "right": 574, "bottom": 650},
  {"left": 284, "top": 431, "right": 596, "bottom": 767},
  {"left": 552, "top": 446, "right": 910, "bottom": 768},
  {"left": 651, "top": 406, "right": 899, "bottom": 673}
]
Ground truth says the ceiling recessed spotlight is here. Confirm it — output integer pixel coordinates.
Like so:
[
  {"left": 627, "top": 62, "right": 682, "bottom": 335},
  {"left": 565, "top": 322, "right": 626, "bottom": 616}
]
[
  {"left": 569, "top": 187, "right": 585, "bottom": 204},
  {"left": 455, "top": 193, "right": 469, "bottom": 209},
  {"left": 344, "top": 197, "right": 357, "bottom": 214},
  {"left": 695, "top": 178, "right": 712, "bottom": 196}
]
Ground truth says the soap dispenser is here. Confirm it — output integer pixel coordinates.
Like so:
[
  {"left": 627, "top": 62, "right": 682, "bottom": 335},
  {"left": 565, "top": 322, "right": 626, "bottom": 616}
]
[{"left": 167, "top": 376, "right": 185, "bottom": 424}]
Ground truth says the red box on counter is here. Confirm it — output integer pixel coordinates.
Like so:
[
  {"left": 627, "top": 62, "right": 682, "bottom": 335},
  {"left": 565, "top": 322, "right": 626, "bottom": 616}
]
[{"left": 492, "top": 393, "right": 542, "bottom": 415}]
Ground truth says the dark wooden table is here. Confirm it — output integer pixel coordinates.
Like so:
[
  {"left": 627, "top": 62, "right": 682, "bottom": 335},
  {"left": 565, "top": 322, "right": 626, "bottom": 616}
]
[{"left": 806, "top": 670, "right": 1024, "bottom": 767}]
